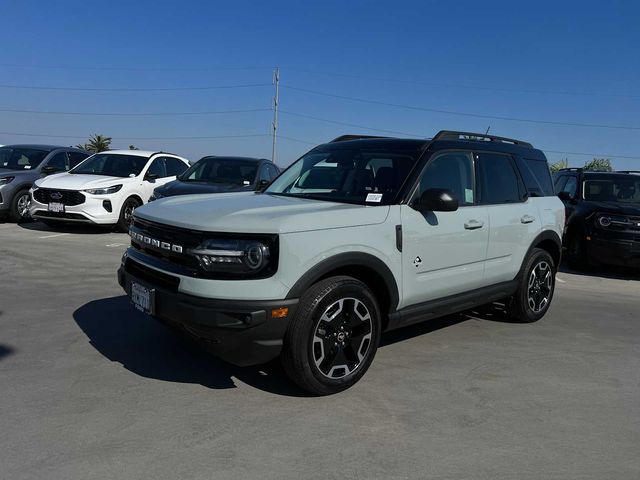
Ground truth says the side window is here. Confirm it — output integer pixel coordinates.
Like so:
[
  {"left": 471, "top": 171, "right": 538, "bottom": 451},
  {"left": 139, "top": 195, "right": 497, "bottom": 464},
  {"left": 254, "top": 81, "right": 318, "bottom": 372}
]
[
  {"left": 554, "top": 175, "right": 568, "bottom": 193},
  {"left": 46, "top": 152, "right": 69, "bottom": 172},
  {"left": 515, "top": 157, "right": 554, "bottom": 196},
  {"left": 416, "top": 151, "right": 475, "bottom": 206},
  {"left": 68, "top": 152, "right": 89, "bottom": 168},
  {"left": 165, "top": 157, "right": 188, "bottom": 176},
  {"left": 259, "top": 165, "right": 271, "bottom": 182},
  {"left": 267, "top": 164, "right": 279, "bottom": 180},
  {"left": 476, "top": 152, "right": 523, "bottom": 204},
  {"left": 561, "top": 176, "right": 578, "bottom": 197},
  {"left": 146, "top": 158, "right": 166, "bottom": 178}
]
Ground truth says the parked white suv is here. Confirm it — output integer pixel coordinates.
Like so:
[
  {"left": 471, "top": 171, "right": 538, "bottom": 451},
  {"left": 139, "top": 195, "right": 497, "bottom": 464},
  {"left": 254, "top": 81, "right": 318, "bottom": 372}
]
[
  {"left": 118, "top": 131, "right": 564, "bottom": 394},
  {"left": 30, "top": 150, "right": 190, "bottom": 230}
]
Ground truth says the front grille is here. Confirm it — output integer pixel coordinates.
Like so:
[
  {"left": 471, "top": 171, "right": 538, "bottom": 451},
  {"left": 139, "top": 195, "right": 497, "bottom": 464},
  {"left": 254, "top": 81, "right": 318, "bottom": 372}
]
[
  {"left": 34, "top": 188, "right": 85, "bottom": 206},
  {"left": 125, "top": 258, "right": 180, "bottom": 293},
  {"left": 130, "top": 218, "right": 203, "bottom": 269},
  {"left": 33, "top": 211, "right": 89, "bottom": 221}
]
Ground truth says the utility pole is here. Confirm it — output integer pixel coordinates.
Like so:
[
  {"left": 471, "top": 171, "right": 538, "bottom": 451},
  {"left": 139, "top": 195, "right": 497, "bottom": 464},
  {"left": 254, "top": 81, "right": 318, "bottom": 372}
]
[{"left": 271, "top": 67, "right": 280, "bottom": 164}]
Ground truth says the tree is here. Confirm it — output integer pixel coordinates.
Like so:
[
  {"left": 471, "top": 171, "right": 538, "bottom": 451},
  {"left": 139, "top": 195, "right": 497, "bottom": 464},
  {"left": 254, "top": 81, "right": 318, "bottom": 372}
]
[
  {"left": 128, "top": 145, "right": 139, "bottom": 150},
  {"left": 583, "top": 158, "right": 613, "bottom": 172},
  {"left": 549, "top": 158, "right": 569, "bottom": 173},
  {"left": 77, "top": 134, "right": 112, "bottom": 153}
]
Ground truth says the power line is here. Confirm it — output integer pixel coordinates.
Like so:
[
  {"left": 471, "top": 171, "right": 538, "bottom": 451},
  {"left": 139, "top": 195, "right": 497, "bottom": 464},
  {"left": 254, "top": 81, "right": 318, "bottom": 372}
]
[
  {"left": 283, "top": 67, "right": 640, "bottom": 99},
  {"left": 0, "top": 63, "right": 275, "bottom": 72},
  {"left": 0, "top": 107, "right": 270, "bottom": 116},
  {"left": 0, "top": 83, "right": 271, "bottom": 92},
  {"left": 282, "top": 85, "right": 640, "bottom": 131},
  {"left": 0, "top": 131, "right": 271, "bottom": 141},
  {"left": 278, "top": 135, "right": 318, "bottom": 145}
]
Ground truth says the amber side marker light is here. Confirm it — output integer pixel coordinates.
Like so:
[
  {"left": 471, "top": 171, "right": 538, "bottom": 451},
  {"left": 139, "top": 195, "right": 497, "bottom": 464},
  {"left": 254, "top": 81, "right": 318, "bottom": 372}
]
[{"left": 271, "top": 307, "right": 289, "bottom": 318}]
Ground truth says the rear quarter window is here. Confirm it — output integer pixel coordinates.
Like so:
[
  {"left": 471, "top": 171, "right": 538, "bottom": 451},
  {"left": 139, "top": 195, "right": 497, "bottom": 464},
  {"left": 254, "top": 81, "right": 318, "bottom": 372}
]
[{"left": 516, "top": 157, "right": 554, "bottom": 197}]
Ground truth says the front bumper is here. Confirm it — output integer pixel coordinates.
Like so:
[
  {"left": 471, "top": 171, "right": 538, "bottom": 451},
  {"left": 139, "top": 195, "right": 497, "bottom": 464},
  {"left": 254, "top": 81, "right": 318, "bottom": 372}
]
[
  {"left": 118, "top": 257, "right": 298, "bottom": 366},
  {"left": 588, "top": 235, "right": 640, "bottom": 268},
  {"left": 30, "top": 192, "right": 121, "bottom": 224}
]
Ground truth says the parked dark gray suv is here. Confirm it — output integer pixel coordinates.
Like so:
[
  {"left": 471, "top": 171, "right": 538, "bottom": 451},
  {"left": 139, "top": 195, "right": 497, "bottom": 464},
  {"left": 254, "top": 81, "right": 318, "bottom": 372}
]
[{"left": 0, "top": 145, "right": 89, "bottom": 221}]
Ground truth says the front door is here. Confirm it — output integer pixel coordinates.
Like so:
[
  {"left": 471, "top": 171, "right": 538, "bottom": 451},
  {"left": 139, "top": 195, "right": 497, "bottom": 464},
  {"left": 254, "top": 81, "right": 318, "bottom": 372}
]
[{"left": 400, "top": 151, "right": 489, "bottom": 308}]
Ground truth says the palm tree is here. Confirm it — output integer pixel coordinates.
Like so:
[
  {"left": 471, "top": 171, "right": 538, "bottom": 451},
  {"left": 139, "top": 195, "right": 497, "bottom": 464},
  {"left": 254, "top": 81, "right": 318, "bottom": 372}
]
[{"left": 77, "top": 134, "right": 112, "bottom": 153}]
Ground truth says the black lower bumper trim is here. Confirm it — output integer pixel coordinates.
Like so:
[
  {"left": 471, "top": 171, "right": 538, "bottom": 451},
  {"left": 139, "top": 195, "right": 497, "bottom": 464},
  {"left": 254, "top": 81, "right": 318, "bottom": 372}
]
[
  {"left": 118, "top": 265, "right": 298, "bottom": 366},
  {"left": 588, "top": 238, "right": 640, "bottom": 268}
]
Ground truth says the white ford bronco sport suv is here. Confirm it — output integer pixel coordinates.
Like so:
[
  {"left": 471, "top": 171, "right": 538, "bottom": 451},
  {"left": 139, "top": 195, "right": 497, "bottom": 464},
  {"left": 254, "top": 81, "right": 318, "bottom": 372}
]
[{"left": 118, "top": 131, "right": 564, "bottom": 395}]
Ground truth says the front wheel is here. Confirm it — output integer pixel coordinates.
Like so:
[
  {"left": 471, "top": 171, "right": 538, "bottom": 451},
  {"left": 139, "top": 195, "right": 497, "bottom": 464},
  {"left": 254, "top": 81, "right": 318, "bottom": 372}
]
[
  {"left": 116, "top": 197, "right": 141, "bottom": 232},
  {"left": 9, "top": 189, "right": 31, "bottom": 222},
  {"left": 282, "top": 276, "right": 381, "bottom": 395},
  {"left": 509, "top": 248, "right": 556, "bottom": 323}
]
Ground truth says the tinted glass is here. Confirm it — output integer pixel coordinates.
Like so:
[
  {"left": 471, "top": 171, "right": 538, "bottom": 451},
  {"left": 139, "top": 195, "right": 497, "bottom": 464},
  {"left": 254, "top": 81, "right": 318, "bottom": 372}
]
[
  {"left": 182, "top": 157, "right": 258, "bottom": 185},
  {"left": 46, "top": 152, "right": 68, "bottom": 171},
  {"left": 477, "top": 152, "right": 522, "bottom": 204},
  {"left": 554, "top": 175, "right": 568, "bottom": 193},
  {"left": 516, "top": 157, "right": 554, "bottom": 196},
  {"left": 259, "top": 165, "right": 270, "bottom": 182},
  {"left": 147, "top": 158, "right": 166, "bottom": 177},
  {"left": 267, "top": 164, "right": 279, "bottom": 180},
  {"left": 561, "top": 176, "right": 578, "bottom": 197},
  {"left": 68, "top": 152, "right": 89, "bottom": 168},
  {"left": 70, "top": 153, "right": 148, "bottom": 177},
  {"left": 266, "top": 144, "right": 421, "bottom": 205},
  {"left": 583, "top": 175, "right": 640, "bottom": 203},
  {"left": 165, "top": 157, "right": 188, "bottom": 176},
  {"left": 416, "top": 151, "right": 475, "bottom": 205},
  {"left": 0, "top": 147, "right": 51, "bottom": 170}
]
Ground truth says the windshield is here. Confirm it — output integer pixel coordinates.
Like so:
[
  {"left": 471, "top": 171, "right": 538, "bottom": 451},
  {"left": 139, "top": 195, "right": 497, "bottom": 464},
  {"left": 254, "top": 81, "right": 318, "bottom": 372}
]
[
  {"left": 70, "top": 153, "right": 148, "bottom": 177},
  {"left": 0, "top": 147, "right": 50, "bottom": 171},
  {"left": 583, "top": 176, "right": 640, "bottom": 203},
  {"left": 265, "top": 144, "right": 421, "bottom": 205},
  {"left": 180, "top": 157, "right": 258, "bottom": 185}
]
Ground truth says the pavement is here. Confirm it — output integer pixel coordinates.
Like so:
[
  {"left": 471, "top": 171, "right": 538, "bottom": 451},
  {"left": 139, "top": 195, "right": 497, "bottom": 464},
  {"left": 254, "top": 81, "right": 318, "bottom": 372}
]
[{"left": 1, "top": 221, "right": 639, "bottom": 480}]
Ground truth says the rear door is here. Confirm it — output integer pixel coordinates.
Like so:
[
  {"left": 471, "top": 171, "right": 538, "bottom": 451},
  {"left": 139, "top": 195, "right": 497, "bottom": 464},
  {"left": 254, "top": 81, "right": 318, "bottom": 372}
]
[
  {"left": 401, "top": 150, "right": 489, "bottom": 306},
  {"left": 477, "top": 152, "right": 541, "bottom": 285}
]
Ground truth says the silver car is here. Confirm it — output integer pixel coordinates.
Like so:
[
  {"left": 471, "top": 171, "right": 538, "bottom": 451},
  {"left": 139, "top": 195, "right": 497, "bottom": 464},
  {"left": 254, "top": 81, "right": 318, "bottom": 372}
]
[{"left": 0, "top": 145, "right": 89, "bottom": 221}]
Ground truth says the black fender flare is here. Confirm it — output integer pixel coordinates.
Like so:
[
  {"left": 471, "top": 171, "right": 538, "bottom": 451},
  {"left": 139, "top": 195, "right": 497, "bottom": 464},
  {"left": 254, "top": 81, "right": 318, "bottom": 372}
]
[
  {"left": 516, "top": 230, "right": 562, "bottom": 278},
  {"left": 285, "top": 252, "right": 400, "bottom": 312}
]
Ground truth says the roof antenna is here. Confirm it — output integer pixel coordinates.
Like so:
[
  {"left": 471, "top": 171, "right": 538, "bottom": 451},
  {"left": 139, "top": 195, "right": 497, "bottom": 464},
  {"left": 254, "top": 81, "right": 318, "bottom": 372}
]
[{"left": 485, "top": 125, "right": 491, "bottom": 134}]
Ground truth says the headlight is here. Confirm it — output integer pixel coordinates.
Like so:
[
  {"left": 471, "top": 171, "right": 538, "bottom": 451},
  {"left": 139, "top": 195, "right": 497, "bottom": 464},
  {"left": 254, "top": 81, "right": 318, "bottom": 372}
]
[
  {"left": 597, "top": 214, "right": 629, "bottom": 228},
  {"left": 598, "top": 216, "right": 611, "bottom": 227},
  {"left": 191, "top": 238, "right": 276, "bottom": 277},
  {"left": 0, "top": 176, "right": 14, "bottom": 186},
  {"left": 83, "top": 184, "right": 123, "bottom": 195},
  {"left": 149, "top": 190, "right": 163, "bottom": 201}
]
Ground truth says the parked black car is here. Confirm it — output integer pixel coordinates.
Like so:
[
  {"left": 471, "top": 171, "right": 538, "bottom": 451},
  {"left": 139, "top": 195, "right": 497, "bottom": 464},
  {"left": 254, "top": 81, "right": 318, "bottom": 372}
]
[
  {"left": 554, "top": 168, "right": 640, "bottom": 269},
  {"left": 149, "top": 156, "right": 280, "bottom": 201}
]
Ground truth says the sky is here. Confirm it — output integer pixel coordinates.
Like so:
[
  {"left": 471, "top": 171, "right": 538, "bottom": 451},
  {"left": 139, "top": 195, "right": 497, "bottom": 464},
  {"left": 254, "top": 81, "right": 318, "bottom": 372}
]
[{"left": 0, "top": 0, "right": 638, "bottom": 169}]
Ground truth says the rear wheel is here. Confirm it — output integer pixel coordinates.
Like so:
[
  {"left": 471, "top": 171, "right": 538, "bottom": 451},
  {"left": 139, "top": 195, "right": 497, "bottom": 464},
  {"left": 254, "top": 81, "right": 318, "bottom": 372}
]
[
  {"left": 9, "top": 189, "right": 31, "bottom": 222},
  {"left": 282, "top": 276, "right": 381, "bottom": 395},
  {"left": 509, "top": 248, "right": 556, "bottom": 323},
  {"left": 116, "top": 197, "right": 140, "bottom": 232}
]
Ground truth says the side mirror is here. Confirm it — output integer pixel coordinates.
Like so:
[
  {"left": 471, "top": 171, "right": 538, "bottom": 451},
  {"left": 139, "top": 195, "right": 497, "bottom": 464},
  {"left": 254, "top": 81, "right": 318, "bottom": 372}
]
[
  {"left": 557, "top": 191, "right": 574, "bottom": 202},
  {"left": 413, "top": 188, "right": 459, "bottom": 212},
  {"left": 256, "top": 179, "right": 270, "bottom": 191},
  {"left": 145, "top": 172, "right": 159, "bottom": 182},
  {"left": 41, "top": 165, "right": 60, "bottom": 175}
]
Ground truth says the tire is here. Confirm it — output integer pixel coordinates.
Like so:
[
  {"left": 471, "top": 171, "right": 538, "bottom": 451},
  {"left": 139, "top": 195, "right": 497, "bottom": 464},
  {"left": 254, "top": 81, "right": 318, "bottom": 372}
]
[
  {"left": 509, "top": 248, "right": 556, "bottom": 323},
  {"left": 9, "top": 189, "right": 31, "bottom": 222},
  {"left": 281, "top": 276, "right": 381, "bottom": 395},
  {"left": 566, "top": 232, "right": 588, "bottom": 270},
  {"left": 115, "top": 197, "right": 141, "bottom": 232}
]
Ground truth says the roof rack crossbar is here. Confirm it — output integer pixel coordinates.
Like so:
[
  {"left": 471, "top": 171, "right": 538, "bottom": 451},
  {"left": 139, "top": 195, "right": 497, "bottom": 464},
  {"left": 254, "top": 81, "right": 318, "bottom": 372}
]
[
  {"left": 558, "top": 167, "right": 583, "bottom": 172},
  {"left": 330, "top": 134, "right": 388, "bottom": 143},
  {"left": 616, "top": 170, "right": 640, "bottom": 174},
  {"left": 432, "top": 130, "right": 533, "bottom": 148}
]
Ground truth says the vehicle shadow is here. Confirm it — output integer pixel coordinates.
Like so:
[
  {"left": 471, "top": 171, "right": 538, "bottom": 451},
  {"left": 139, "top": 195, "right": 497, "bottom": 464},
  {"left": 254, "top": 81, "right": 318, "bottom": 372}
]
[
  {"left": 0, "top": 344, "right": 15, "bottom": 361},
  {"left": 72, "top": 296, "right": 311, "bottom": 397},
  {"left": 18, "top": 220, "right": 115, "bottom": 235}
]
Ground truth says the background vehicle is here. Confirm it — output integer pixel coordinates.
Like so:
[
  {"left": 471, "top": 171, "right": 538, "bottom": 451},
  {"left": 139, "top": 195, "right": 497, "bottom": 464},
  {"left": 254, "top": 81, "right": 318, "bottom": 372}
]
[
  {"left": 150, "top": 156, "right": 279, "bottom": 201},
  {"left": 30, "top": 150, "right": 190, "bottom": 231},
  {"left": 0, "top": 145, "right": 89, "bottom": 222},
  {"left": 554, "top": 168, "right": 640, "bottom": 269},
  {"left": 119, "top": 131, "right": 563, "bottom": 395}
]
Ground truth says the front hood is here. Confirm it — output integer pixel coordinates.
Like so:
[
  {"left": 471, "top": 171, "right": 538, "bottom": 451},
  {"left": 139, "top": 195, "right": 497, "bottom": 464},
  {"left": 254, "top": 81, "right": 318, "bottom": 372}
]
[
  {"left": 135, "top": 192, "right": 390, "bottom": 234},
  {"left": 157, "top": 180, "right": 250, "bottom": 197},
  {"left": 35, "top": 173, "right": 134, "bottom": 190},
  {"left": 583, "top": 200, "right": 640, "bottom": 216}
]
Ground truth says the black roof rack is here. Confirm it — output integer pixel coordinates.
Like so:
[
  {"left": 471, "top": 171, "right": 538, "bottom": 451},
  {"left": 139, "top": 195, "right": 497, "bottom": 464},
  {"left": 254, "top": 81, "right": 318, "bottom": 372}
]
[
  {"left": 616, "top": 170, "right": 640, "bottom": 174},
  {"left": 558, "top": 167, "right": 583, "bottom": 172},
  {"left": 330, "top": 135, "right": 388, "bottom": 143},
  {"left": 432, "top": 130, "right": 533, "bottom": 148}
]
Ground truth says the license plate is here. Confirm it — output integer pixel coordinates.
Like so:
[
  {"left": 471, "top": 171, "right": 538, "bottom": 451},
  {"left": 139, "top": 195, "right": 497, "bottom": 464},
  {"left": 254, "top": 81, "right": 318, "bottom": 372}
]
[
  {"left": 131, "top": 282, "right": 153, "bottom": 314},
  {"left": 48, "top": 202, "right": 65, "bottom": 213}
]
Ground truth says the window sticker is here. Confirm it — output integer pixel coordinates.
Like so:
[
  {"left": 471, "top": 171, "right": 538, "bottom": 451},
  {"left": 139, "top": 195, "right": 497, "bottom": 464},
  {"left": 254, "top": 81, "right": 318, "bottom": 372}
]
[
  {"left": 465, "top": 188, "right": 474, "bottom": 204},
  {"left": 366, "top": 193, "right": 383, "bottom": 203},
  {"left": 24, "top": 165, "right": 32, "bottom": 169}
]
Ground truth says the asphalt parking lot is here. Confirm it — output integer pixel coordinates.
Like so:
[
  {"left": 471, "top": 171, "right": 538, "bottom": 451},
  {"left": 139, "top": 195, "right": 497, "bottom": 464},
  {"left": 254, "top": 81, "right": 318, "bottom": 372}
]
[{"left": 1, "top": 221, "right": 639, "bottom": 480}]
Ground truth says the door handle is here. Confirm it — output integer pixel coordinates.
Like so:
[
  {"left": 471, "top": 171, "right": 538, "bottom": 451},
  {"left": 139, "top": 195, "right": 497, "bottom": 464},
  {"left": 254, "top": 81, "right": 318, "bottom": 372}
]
[
  {"left": 521, "top": 214, "right": 536, "bottom": 224},
  {"left": 464, "top": 219, "right": 484, "bottom": 230}
]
